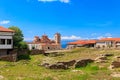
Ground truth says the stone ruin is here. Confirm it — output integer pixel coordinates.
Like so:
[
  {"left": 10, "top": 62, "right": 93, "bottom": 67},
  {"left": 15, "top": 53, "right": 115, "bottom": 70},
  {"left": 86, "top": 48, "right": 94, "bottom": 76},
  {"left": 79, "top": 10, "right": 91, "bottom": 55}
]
[
  {"left": 109, "top": 56, "right": 120, "bottom": 69},
  {"left": 95, "top": 55, "right": 108, "bottom": 63},
  {"left": 40, "top": 59, "right": 94, "bottom": 70},
  {"left": 75, "top": 59, "right": 94, "bottom": 68},
  {"left": 110, "top": 61, "right": 120, "bottom": 69}
]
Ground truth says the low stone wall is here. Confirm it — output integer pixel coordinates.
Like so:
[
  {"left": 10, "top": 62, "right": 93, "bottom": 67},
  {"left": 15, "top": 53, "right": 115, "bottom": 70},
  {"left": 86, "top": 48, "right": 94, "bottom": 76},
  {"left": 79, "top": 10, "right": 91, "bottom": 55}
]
[
  {"left": 17, "top": 49, "right": 45, "bottom": 55},
  {"left": 17, "top": 49, "right": 29, "bottom": 56},
  {"left": 0, "top": 54, "right": 17, "bottom": 62},
  {"left": 30, "top": 50, "right": 45, "bottom": 55},
  {"left": 0, "top": 49, "right": 45, "bottom": 62}
]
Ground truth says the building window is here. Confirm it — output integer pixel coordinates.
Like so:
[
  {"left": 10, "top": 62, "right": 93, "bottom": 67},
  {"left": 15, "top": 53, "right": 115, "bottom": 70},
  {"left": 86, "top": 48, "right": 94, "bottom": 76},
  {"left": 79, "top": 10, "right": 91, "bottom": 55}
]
[
  {"left": 7, "top": 39, "right": 12, "bottom": 45},
  {"left": 32, "top": 46, "right": 35, "bottom": 49},
  {"left": 0, "top": 39, "right": 5, "bottom": 45},
  {"left": 48, "top": 47, "right": 50, "bottom": 49}
]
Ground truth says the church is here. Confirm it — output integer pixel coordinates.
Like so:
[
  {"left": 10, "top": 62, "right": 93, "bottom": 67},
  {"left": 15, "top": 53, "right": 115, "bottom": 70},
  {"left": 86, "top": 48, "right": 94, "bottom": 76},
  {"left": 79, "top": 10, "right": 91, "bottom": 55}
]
[{"left": 27, "top": 33, "right": 61, "bottom": 50}]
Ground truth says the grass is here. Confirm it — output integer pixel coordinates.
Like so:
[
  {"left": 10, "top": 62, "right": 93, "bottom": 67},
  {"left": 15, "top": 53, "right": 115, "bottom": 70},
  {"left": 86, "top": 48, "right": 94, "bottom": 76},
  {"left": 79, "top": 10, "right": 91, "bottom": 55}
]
[{"left": 0, "top": 48, "right": 120, "bottom": 80}]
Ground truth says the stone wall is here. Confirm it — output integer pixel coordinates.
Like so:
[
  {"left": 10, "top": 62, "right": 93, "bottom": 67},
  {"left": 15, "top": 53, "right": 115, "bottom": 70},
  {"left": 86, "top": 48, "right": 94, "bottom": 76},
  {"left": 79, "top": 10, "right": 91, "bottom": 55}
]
[
  {"left": 0, "top": 50, "right": 17, "bottom": 62},
  {"left": 17, "top": 49, "right": 45, "bottom": 55},
  {"left": 0, "top": 54, "right": 17, "bottom": 62},
  {"left": 17, "top": 49, "right": 29, "bottom": 56},
  {"left": 30, "top": 49, "right": 45, "bottom": 55},
  {"left": 0, "top": 49, "right": 44, "bottom": 62}
]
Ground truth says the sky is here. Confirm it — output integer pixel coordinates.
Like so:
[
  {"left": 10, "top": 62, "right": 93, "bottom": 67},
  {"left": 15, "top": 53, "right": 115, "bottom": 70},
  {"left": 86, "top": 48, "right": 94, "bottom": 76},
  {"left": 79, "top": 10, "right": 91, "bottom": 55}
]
[{"left": 0, "top": 0, "right": 120, "bottom": 41}]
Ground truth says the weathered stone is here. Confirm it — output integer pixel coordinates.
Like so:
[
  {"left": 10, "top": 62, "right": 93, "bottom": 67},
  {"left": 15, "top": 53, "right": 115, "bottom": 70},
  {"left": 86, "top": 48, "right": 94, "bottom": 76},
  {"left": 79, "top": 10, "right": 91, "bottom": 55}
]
[
  {"left": 0, "top": 54, "right": 17, "bottom": 62},
  {"left": 104, "top": 53, "right": 114, "bottom": 57},
  {"left": 41, "top": 59, "right": 94, "bottom": 69},
  {"left": 49, "top": 63, "right": 68, "bottom": 69},
  {"left": 116, "top": 56, "right": 120, "bottom": 58},
  {"left": 40, "top": 63, "right": 50, "bottom": 68},
  {"left": 17, "top": 49, "right": 44, "bottom": 55},
  {"left": 95, "top": 60, "right": 107, "bottom": 63},
  {"left": 95, "top": 56, "right": 108, "bottom": 63},
  {"left": 110, "top": 61, "right": 120, "bottom": 69},
  {"left": 75, "top": 59, "right": 94, "bottom": 68},
  {"left": 44, "top": 52, "right": 64, "bottom": 57},
  {"left": 115, "top": 56, "right": 120, "bottom": 62},
  {"left": 98, "top": 56, "right": 107, "bottom": 60},
  {"left": 43, "top": 53, "right": 50, "bottom": 56},
  {"left": 30, "top": 50, "right": 45, "bottom": 55},
  {"left": 57, "top": 60, "right": 76, "bottom": 67}
]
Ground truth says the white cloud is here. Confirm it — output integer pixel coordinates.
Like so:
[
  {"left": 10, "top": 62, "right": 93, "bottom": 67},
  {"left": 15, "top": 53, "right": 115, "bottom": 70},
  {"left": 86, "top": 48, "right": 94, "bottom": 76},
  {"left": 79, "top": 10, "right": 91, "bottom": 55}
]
[
  {"left": 0, "top": 20, "right": 10, "bottom": 24},
  {"left": 97, "top": 36, "right": 104, "bottom": 39},
  {"left": 97, "top": 33, "right": 112, "bottom": 39},
  {"left": 24, "top": 38, "right": 33, "bottom": 41},
  {"left": 38, "top": 0, "right": 70, "bottom": 3},
  {"left": 60, "top": 0, "right": 70, "bottom": 3},
  {"left": 105, "top": 33, "right": 112, "bottom": 37},
  {"left": 61, "top": 35, "right": 82, "bottom": 40}
]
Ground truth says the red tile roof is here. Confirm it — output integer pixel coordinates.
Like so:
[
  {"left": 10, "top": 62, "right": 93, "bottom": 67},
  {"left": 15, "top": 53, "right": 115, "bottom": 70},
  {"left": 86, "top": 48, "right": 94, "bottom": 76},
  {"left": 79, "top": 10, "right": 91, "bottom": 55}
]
[
  {"left": 99, "top": 38, "right": 120, "bottom": 41},
  {"left": 68, "top": 40, "right": 86, "bottom": 45},
  {"left": 68, "top": 40, "right": 96, "bottom": 45},
  {"left": 68, "top": 38, "right": 120, "bottom": 45},
  {"left": 86, "top": 40, "right": 96, "bottom": 44},
  {"left": 0, "top": 26, "right": 14, "bottom": 32}
]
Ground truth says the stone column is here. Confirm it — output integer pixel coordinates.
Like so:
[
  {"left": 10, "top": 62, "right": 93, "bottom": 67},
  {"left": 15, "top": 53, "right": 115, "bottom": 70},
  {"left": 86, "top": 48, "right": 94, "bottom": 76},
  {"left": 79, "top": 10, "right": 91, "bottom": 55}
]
[{"left": 5, "top": 39, "right": 7, "bottom": 45}]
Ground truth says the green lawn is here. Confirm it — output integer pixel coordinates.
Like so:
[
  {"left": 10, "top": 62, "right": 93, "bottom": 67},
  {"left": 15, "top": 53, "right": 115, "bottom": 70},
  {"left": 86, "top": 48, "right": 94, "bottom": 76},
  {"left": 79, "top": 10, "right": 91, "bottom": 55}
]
[{"left": 0, "top": 48, "right": 120, "bottom": 80}]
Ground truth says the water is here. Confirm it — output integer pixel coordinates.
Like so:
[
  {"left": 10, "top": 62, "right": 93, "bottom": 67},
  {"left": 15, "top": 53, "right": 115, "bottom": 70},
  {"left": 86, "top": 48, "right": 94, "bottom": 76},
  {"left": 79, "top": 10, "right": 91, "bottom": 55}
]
[{"left": 61, "top": 40, "right": 76, "bottom": 48}]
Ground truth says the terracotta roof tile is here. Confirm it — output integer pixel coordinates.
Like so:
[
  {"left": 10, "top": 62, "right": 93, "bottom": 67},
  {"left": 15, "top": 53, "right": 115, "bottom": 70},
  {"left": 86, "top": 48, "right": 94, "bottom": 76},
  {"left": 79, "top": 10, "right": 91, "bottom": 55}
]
[
  {"left": 68, "top": 40, "right": 96, "bottom": 45},
  {"left": 100, "top": 38, "right": 120, "bottom": 41},
  {"left": 0, "top": 26, "right": 14, "bottom": 32}
]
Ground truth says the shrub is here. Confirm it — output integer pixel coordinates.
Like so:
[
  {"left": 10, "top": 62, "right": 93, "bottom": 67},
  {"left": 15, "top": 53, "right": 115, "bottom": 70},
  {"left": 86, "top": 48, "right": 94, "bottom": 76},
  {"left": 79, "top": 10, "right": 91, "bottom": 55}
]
[{"left": 17, "top": 54, "right": 31, "bottom": 60}]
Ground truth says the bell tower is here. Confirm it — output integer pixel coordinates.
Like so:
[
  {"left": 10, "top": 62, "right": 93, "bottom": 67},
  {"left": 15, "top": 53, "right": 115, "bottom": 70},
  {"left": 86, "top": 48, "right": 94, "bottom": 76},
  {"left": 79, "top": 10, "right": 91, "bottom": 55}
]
[{"left": 54, "top": 33, "right": 61, "bottom": 44}]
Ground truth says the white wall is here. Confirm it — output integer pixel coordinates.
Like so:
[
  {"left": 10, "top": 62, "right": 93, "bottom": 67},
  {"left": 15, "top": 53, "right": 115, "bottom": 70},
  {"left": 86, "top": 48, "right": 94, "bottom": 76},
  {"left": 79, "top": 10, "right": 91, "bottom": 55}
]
[
  {"left": 0, "top": 32, "right": 14, "bottom": 36},
  {"left": 0, "top": 36, "right": 12, "bottom": 39},
  {"left": 28, "top": 44, "right": 42, "bottom": 50},
  {"left": 0, "top": 45, "right": 13, "bottom": 49},
  {"left": 95, "top": 42, "right": 106, "bottom": 48}
]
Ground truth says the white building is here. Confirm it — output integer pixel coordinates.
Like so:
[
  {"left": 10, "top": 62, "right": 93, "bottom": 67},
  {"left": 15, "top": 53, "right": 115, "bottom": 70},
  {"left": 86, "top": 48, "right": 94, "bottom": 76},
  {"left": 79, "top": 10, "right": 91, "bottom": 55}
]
[
  {"left": 95, "top": 38, "right": 120, "bottom": 48},
  {"left": 0, "top": 26, "right": 14, "bottom": 56}
]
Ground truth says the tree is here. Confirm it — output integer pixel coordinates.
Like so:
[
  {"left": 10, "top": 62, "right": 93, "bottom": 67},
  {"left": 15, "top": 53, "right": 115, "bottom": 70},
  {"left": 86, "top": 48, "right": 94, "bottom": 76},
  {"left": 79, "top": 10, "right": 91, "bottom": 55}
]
[
  {"left": 9, "top": 26, "right": 24, "bottom": 48},
  {"left": 18, "top": 41, "right": 28, "bottom": 49}
]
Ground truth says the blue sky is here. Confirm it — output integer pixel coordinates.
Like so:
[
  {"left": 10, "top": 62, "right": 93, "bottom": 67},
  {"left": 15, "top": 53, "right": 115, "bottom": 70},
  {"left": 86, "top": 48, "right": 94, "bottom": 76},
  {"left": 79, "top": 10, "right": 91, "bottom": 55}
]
[{"left": 0, "top": 0, "right": 120, "bottom": 41}]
